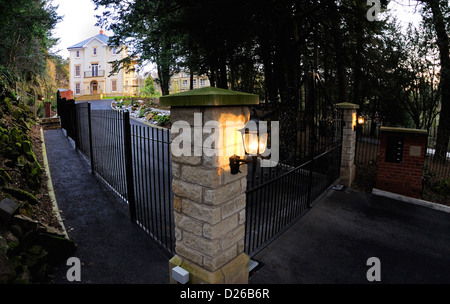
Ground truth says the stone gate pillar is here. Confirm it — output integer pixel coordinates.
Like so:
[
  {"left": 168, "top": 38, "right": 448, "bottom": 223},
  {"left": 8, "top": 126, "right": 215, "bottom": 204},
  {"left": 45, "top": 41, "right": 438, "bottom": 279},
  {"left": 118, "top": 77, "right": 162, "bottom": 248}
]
[
  {"left": 160, "top": 87, "right": 259, "bottom": 284},
  {"left": 337, "top": 102, "right": 359, "bottom": 187}
]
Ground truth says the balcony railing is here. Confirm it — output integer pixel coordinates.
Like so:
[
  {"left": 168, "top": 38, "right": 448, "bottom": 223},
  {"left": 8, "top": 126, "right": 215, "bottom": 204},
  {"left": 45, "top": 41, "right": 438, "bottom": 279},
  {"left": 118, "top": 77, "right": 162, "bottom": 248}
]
[{"left": 84, "top": 70, "right": 105, "bottom": 78}]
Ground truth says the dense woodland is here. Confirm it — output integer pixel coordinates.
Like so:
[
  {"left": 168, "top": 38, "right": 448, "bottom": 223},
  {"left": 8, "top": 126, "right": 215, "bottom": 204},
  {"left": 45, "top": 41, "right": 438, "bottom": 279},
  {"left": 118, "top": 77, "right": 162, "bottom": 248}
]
[
  {"left": 0, "top": 0, "right": 67, "bottom": 106},
  {"left": 0, "top": 0, "right": 448, "bottom": 159},
  {"left": 94, "top": 0, "right": 449, "bottom": 160}
]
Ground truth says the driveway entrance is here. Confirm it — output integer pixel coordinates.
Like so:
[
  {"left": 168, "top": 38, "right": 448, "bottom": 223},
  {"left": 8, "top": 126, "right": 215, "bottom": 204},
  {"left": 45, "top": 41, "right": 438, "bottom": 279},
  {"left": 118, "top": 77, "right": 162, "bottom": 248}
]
[{"left": 249, "top": 188, "right": 450, "bottom": 284}]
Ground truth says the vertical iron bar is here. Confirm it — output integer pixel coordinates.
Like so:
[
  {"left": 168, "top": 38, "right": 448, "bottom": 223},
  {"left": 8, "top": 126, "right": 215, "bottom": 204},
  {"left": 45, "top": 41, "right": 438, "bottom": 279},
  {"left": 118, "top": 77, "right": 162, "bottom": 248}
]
[
  {"left": 123, "top": 111, "right": 137, "bottom": 222},
  {"left": 143, "top": 127, "right": 151, "bottom": 233},
  {"left": 161, "top": 128, "right": 168, "bottom": 248},
  {"left": 88, "top": 103, "right": 94, "bottom": 173},
  {"left": 141, "top": 126, "right": 149, "bottom": 231},
  {"left": 151, "top": 127, "right": 158, "bottom": 236},
  {"left": 307, "top": 70, "right": 316, "bottom": 208},
  {"left": 262, "top": 169, "right": 271, "bottom": 245},
  {"left": 156, "top": 128, "right": 163, "bottom": 241},
  {"left": 166, "top": 129, "right": 174, "bottom": 253},
  {"left": 120, "top": 114, "right": 126, "bottom": 199},
  {"left": 138, "top": 125, "right": 145, "bottom": 225},
  {"left": 114, "top": 111, "right": 120, "bottom": 192}
]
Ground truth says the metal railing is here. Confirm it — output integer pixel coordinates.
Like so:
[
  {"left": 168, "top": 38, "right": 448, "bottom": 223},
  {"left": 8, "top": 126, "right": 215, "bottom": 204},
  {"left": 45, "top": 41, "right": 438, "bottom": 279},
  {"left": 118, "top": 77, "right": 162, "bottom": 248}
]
[
  {"left": 244, "top": 69, "right": 344, "bottom": 257},
  {"left": 84, "top": 70, "right": 105, "bottom": 78},
  {"left": 244, "top": 122, "right": 343, "bottom": 257},
  {"left": 355, "top": 120, "right": 381, "bottom": 165},
  {"left": 57, "top": 98, "right": 175, "bottom": 254},
  {"left": 423, "top": 127, "right": 450, "bottom": 195},
  {"left": 130, "top": 125, "right": 173, "bottom": 250}
]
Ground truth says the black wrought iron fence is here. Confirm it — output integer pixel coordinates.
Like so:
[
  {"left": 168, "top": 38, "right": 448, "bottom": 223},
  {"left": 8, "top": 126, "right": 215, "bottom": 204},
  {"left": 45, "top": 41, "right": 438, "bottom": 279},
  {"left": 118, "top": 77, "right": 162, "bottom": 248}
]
[
  {"left": 423, "top": 127, "right": 450, "bottom": 199},
  {"left": 245, "top": 142, "right": 342, "bottom": 256},
  {"left": 355, "top": 120, "right": 381, "bottom": 166},
  {"left": 90, "top": 110, "right": 128, "bottom": 202},
  {"left": 75, "top": 103, "right": 93, "bottom": 162},
  {"left": 57, "top": 99, "right": 175, "bottom": 255},
  {"left": 57, "top": 99, "right": 77, "bottom": 141},
  {"left": 130, "top": 124, "right": 174, "bottom": 252},
  {"left": 244, "top": 69, "right": 344, "bottom": 257},
  {"left": 424, "top": 126, "right": 450, "bottom": 182}
]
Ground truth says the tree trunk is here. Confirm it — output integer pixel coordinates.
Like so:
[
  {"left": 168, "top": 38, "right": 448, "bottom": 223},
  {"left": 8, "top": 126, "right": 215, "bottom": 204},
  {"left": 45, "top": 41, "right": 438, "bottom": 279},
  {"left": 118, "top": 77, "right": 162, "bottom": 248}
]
[
  {"left": 353, "top": 26, "right": 363, "bottom": 107},
  {"left": 217, "top": 53, "right": 228, "bottom": 89},
  {"left": 329, "top": 1, "right": 347, "bottom": 103},
  {"left": 157, "top": 37, "right": 172, "bottom": 96},
  {"left": 428, "top": 0, "right": 450, "bottom": 161}
]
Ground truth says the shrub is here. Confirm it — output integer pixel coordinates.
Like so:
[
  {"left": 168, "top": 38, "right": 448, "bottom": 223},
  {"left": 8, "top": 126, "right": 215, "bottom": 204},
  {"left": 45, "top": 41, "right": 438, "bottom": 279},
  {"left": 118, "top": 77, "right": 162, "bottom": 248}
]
[
  {"left": 434, "top": 178, "right": 450, "bottom": 196},
  {"left": 155, "top": 114, "right": 170, "bottom": 126}
]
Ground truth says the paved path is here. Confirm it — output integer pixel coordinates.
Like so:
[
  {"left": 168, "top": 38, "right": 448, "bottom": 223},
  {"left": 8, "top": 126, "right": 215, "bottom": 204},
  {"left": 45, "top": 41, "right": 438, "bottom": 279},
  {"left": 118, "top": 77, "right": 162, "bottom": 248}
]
[
  {"left": 76, "top": 99, "right": 113, "bottom": 110},
  {"left": 45, "top": 129, "right": 170, "bottom": 284},
  {"left": 249, "top": 187, "right": 450, "bottom": 284}
]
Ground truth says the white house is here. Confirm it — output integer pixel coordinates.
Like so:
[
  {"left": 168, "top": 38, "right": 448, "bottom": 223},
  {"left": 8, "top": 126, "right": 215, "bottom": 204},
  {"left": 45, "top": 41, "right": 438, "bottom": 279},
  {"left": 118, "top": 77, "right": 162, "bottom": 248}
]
[
  {"left": 169, "top": 71, "right": 211, "bottom": 94},
  {"left": 67, "top": 30, "right": 136, "bottom": 98}
]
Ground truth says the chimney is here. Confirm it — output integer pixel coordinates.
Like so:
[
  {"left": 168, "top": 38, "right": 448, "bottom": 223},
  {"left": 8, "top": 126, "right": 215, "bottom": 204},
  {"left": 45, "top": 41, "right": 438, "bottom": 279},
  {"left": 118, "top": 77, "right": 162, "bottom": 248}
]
[{"left": 100, "top": 29, "right": 104, "bottom": 35}]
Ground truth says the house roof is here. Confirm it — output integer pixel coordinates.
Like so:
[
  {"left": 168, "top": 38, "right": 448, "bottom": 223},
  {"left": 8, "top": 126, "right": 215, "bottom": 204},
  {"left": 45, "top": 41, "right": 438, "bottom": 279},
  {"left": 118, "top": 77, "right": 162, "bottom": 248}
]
[{"left": 67, "top": 33, "right": 110, "bottom": 50}]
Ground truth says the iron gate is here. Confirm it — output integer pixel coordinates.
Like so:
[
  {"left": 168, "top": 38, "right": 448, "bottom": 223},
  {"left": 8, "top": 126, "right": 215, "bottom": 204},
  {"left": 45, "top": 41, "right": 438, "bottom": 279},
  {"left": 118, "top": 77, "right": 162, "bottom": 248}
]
[
  {"left": 244, "top": 71, "right": 343, "bottom": 257},
  {"left": 58, "top": 68, "right": 343, "bottom": 259},
  {"left": 57, "top": 97, "right": 175, "bottom": 255}
]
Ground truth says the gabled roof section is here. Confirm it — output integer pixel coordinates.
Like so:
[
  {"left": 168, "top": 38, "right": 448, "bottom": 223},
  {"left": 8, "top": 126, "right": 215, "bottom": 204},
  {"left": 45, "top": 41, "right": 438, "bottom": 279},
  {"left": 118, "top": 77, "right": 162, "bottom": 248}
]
[{"left": 67, "top": 33, "right": 110, "bottom": 50}]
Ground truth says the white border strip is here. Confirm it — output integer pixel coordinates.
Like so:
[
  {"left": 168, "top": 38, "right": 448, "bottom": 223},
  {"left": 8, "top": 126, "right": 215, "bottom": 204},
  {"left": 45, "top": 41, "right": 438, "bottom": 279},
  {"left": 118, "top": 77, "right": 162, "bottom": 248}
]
[{"left": 372, "top": 188, "right": 450, "bottom": 214}]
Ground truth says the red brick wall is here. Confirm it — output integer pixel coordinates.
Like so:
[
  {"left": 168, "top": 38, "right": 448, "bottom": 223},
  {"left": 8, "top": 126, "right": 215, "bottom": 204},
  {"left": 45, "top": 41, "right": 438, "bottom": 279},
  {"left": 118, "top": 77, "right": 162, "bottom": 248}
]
[
  {"left": 376, "top": 129, "right": 427, "bottom": 198},
  {"left": 60, "top": 90, "right": 73, "bottom": 100}
]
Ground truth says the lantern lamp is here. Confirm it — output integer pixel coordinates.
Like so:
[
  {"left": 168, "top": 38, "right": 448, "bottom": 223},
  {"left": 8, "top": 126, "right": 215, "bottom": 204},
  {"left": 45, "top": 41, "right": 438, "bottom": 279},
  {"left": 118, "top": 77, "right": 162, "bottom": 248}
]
[
  {"left": 229, "top": 119, "right": 268, "bottom": 175},
  {"left": 358, "top": 115, "right": 365, "bottom": 125}
]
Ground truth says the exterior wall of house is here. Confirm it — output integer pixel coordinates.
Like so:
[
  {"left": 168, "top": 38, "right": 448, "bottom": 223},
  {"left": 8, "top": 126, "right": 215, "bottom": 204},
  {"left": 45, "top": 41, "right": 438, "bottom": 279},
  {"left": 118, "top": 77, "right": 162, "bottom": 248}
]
[
  {"left": 69, "top": 48, "right": 84, "bottom": 96},
  {"left": 169, "top": 72, "right": 210, "bottom": 94},
  {"left": 68, "top": 35, "right": 136, "bottom": 97}
]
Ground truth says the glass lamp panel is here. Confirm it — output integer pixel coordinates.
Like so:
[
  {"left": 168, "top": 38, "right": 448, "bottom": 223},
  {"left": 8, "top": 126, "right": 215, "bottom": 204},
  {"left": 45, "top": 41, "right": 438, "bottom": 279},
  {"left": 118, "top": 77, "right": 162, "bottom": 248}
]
[
  {"left": 243, "top": 132, "right": 259, "bottom": 155},
  {"left": 258, "top": 132, "right": 268, "bottom": 154}
]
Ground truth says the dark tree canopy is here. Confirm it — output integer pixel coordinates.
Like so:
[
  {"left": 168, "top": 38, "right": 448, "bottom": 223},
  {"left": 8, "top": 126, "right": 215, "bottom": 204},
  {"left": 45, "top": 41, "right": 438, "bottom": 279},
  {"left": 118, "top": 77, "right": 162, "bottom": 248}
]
[
  {"left": 94, "top": 0, "right": 449, "bottom": 153},
  {"left": 0, "top": 0, "right": 60, "bottom": 78}
]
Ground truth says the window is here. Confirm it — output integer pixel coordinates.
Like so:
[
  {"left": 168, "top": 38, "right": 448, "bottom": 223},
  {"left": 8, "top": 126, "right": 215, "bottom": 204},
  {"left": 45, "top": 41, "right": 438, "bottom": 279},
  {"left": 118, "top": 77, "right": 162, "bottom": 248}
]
[
  {"left": 76, "top": 50, "right": 80, "bottom": 58},
  {"left": 93, "top": 47, "right": 97, "bottom": 56},
  {"left": 200, "top": 79, "right": 206, "bottom": 86},
  {"left": 111, "top": 80, "right": 117, "bottom": 92},
  {"left": 91, "top": 63, "right": 99, "bottom": 77},
  {"left": 182, "top": 80, "right": 188, "bottom": 87},
  {"left": 112, "top": 47, "right": 117, "bottom": 55},
  {"left": 193, "top": 79, "right": 197, "bottom": 88},
  {"left": 75, "top": 83, "right": 81, "bottom": 95},
  {"left": 75, "top": 65, "right": 81, "bottom": 77}
]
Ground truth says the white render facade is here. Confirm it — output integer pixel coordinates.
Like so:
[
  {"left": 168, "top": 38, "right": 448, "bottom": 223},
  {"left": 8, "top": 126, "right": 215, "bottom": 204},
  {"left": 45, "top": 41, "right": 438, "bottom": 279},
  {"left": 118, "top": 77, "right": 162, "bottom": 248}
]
[{"left": 68, "top": 30, "right": 136, "bottom": 97}]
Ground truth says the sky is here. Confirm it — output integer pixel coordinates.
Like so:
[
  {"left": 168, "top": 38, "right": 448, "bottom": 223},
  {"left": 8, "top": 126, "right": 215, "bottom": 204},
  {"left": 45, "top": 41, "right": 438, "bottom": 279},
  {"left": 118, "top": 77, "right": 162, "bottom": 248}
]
[
  {"left": 51, "top": 0, "right": 112, "bottom": 59},
  {"left": 50, "top": 0, "right": 423, "bottom": 67}
]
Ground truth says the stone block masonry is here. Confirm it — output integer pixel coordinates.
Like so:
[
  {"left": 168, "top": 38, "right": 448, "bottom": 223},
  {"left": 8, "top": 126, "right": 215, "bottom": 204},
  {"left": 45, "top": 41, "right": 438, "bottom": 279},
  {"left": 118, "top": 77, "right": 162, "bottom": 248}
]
[
  {"left": 170, "top": 107, "right": 249, "bottom": 283},
  {"left": 337, "top": 102, "right": 359, "bottom": 187},
  {"left": 160, "top": 87, "right": 258, "bottom": 284}
]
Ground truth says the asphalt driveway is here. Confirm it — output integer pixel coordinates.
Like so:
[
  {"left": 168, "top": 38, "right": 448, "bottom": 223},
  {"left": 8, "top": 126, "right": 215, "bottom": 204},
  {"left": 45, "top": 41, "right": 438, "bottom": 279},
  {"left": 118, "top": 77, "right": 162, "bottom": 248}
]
[
  {"left": 48, "top": 98, "right": 450, "bottom": 284},
  {"left": 249, "top": 187, "right": 450, "bottom": 284},
  {"left": 45, "top": 129, "right": 170, "bottom": 284}
]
